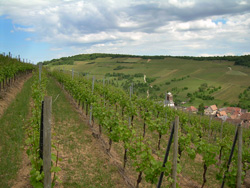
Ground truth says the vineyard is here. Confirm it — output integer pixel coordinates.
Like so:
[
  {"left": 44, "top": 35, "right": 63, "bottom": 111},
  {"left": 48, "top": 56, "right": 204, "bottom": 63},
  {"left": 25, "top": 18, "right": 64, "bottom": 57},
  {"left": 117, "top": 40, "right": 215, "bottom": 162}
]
[
  {"left": 0, "top": 54, "right": 34, "bottom": 93},
  {"left": 48, "top": 69, "right": 250, "bottom": 187},
  {"left": 0, "top": 58, "right": 250, "bottom": 187}
]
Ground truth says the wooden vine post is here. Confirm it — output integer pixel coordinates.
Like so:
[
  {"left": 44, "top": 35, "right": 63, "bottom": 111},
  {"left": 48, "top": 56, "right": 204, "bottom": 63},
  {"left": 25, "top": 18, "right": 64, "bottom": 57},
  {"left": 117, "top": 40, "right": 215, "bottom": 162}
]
[
  {"left": 208, "top": 115, "right": 212, "bottom": 134},
  {"left": 128, "top": 84, "right": 133, "bottom": 126},
  {"left": 172, "top": 116, "right": 179, "bottom": 188},
  {"left": 220, "top": 119, "right": 224, "bottom": 139},
  {"left": 237, "top": 123, "right": 242, "bottom": 188},
  {"left": 157, "top": 120, "right": 175, "bottom": 188},
  {"left": 43, "top": 96, "right": 52, "bottom": 188},
  {"left": 89, "top": 76, "right": 95, "bottom": 126},
  {"left": 103, "top": 77, "right": 106, "bottom": 107},
  {"left": 39, "top": 62, "right": 42, "bottom": 82}
]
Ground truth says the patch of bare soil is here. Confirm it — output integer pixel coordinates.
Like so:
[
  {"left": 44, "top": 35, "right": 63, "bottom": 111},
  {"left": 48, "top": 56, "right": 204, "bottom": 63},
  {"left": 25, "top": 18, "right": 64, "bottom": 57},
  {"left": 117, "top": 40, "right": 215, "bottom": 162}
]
[
  {"left": 53, "top": 120, "right": 129, "bottom": 188},
  {"left": 178, "top": 174, "right": 200, "bottom": 188},
  {"left": 11, "top": 148, "right": 32, "bottom": 188},
  {"left": 195, "top": 153, "right": 203, "bottom": 163},
  {"left": 53, "top": 81, "right": 131, "bottom": 188},
  {"left": 0, "top": 74, "right": 32, "bottom": 118},
  {"left": 10, "top": 98, "right": 34, "bottom": 188},
  {"left": 243, "top": 170, "right": 250, "bottom": 188}
]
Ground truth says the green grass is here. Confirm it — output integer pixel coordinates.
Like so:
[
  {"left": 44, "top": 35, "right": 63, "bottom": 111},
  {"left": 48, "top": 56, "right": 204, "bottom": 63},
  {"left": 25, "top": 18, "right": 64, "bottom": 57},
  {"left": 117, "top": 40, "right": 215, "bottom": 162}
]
[
  {"left": 226, "top": 70, "right": 248, "bottom": 76},
  {"left": 47, "top": 56, "right": 250, "bottom": 107},
  {"left": 46, "top": 77, "right": 127, "bottom": 187},
  {"left": 0, "top": 76, "right": 33, "bottom": 188}
]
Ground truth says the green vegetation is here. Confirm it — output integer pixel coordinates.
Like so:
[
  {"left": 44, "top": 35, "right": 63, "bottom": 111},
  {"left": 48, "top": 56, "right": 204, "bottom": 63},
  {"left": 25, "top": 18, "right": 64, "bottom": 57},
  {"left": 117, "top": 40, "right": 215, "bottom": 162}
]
[
  {"left": 41, "top": 53, "right": 250, "bottom": 67},
  {"left": 170, "top": 75, "right": 190, "bottom": 83},
  {"left": 0, "top": 54, "right": 34, "bottom": 91},
  {"left": 41, "top": 53, "right": 134, "bottom": 66},
  {"left": 113, "top": 65, "right": 132, "bottom": 70},
  {"left": 1, "top": 61, "right": 249, "bottom": 187},
  {"left": 186, "top": 83, "right": 221, "bottom": 103},
  {"left": 238, "top": 86, "right": 250, "bottom": 110},
  {"left": 0, "top": 76, "right": 33, "bottom": 188},
  {"left": 173, "top": 54, "right": 250, "bottom": 67},
  {"left": 105, "top": 72, "right": 144, "bottom": 79},
  {"left": 49, "top": 70, "right": 250, "bottom": 187},
  {"left": 43, "top": 54, "right": 250, "bottom": 108},
  {"left": 25, "top": 71, "right": 62, "bottom": 188},
  {"left": 46, "top": 76, "right": 126, "bottom": 187}
]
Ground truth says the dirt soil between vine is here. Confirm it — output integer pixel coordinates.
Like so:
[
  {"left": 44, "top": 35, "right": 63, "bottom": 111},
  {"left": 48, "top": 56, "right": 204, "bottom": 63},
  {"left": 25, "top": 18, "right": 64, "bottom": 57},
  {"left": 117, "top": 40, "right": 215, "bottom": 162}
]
[
  {"left": 11, "top": 147, "right": 32, "bottom": 188},
  {"left": 0, "top": 74, "right": 32, "bottom": 118},
  {"left": 9, "top": 97, "right": 34, "bottom": 188},
  {"left": 48, "top": 78, "right": 130, "bottom": 188}
]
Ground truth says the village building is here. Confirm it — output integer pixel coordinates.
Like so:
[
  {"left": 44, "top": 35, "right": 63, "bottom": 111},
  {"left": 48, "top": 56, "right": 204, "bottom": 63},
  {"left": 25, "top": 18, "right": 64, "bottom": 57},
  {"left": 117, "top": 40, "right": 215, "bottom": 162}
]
[
  {"left": 217, "top": 110, "right": 228, "bottom": 121},
  {"left": 217, "top": 110, "right": 227, "bottom": 117},
  {"left": 186, "top": 106, "right": 198, "bottom": 113},
  {"left": 164, "top": 92, "right": 175, "bottom": 107},
  {"left": 204, "top": 105, "right": 218, "bottom": 115},
  {"left": 225, "top": 107, "right": 242, "bottom": 119},
  {"left": 241, "top": 112, "right": 250, "bottom": 123}
]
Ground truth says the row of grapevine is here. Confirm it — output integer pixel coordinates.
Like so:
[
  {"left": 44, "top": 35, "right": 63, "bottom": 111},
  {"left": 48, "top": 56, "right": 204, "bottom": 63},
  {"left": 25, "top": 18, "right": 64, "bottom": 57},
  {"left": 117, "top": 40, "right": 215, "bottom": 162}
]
[
  {"left": 25, "top": 70, "right": 61, "bottom": 188},
  {"left": 50, "top": 70, "right": 250, "bottom": 187},
  {"left": 0, "top": 54, "right": 34, "bottom": 92}
]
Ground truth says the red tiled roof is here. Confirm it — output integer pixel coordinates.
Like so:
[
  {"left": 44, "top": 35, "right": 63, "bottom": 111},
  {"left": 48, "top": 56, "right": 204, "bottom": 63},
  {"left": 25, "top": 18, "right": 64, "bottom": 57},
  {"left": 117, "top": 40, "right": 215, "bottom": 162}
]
[
  {"left": 226, "top": 107, "right": 241, "bottom": 113},
  {"left": 241, "top": 113, "right": 250, "bottom": 120},
  {"left": 219, "top": 111, "right": 227, "bottom": 116},
  {"left": 210, "top": 105, "right": 217, "bottom": 111},
  {"left": 230, "top": 114, "right": 238, "bottom": 120},
  {"left": 187, "top": 106, "right": 197, "bottom": 112}
]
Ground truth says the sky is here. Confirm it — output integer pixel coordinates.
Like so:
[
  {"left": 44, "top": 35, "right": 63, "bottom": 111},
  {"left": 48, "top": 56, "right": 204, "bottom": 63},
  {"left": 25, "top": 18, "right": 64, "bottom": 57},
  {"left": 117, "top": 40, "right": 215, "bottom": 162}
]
[{"left": 0, "top": 0, "right": 250, "bottom": 63}]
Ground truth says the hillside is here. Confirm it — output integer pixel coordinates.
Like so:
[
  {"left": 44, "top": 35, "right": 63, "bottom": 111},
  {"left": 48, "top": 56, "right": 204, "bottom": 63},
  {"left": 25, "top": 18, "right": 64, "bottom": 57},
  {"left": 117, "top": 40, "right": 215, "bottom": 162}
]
[
  {"left": 43, "top": 54, "right": 250, "bottom": 108},
  {"left": 1, "top": 56, "right": 249, "bottom": 188}
]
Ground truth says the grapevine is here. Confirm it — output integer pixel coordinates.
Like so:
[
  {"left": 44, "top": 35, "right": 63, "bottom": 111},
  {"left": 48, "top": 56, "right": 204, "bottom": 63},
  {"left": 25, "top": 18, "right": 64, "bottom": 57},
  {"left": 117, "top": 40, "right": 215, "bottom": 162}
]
[
  {"left": 49, "top": 69, "right": 250, "bottom": 187},
  {"left": 25, "top": 70, "right": 61, "bottom": 187}
]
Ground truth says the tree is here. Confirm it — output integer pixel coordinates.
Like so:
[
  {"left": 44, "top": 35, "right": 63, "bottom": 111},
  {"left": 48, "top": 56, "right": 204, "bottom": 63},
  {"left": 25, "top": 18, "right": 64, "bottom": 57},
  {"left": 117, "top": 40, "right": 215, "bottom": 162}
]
[{"left": 198, "top": 103, "right": 205, "bottom": 115}]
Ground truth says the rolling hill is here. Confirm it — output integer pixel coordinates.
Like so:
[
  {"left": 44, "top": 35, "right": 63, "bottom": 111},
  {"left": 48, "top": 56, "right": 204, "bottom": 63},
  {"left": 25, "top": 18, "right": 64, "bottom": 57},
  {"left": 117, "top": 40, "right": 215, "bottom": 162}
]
[{"left": 43, "top": 54, "right": 250, "bottom": 108}]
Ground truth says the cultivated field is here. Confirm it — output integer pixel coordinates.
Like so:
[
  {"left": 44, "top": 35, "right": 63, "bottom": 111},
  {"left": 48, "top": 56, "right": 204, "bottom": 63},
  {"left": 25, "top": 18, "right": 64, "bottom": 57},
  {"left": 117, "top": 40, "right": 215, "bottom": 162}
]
[{"left": 47, "top": 56, "right": 250, "bottom": 107}]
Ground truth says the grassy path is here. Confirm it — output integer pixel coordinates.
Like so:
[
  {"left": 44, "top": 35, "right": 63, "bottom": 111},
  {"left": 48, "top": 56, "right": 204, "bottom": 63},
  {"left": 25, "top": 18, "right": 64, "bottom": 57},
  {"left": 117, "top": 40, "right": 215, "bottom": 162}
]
[
  {"left": 0, "top": 76, "right": 33, "bottom": 188},
  {"left": 46, "top": 76, "right": 128, "bottom": 188}
]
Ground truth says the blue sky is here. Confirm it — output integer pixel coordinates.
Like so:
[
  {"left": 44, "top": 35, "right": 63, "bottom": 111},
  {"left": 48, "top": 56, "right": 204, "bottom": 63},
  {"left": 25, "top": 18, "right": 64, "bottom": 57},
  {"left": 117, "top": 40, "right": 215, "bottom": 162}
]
[
  {"left": 0, "top": 16, "right": 50, "bottom": 63},
  {"left": 1, "top": 0, "right": 250, "bottom": 64}
]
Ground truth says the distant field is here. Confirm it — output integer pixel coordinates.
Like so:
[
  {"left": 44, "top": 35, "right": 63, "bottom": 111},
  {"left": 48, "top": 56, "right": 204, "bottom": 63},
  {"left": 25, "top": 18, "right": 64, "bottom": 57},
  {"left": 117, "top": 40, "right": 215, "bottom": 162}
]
[
  {"left": 47, "top": 56, "right": 250, "bottom": 107},
  {"left": 226, "top": 70, "right": 248, "bottom": 76}
]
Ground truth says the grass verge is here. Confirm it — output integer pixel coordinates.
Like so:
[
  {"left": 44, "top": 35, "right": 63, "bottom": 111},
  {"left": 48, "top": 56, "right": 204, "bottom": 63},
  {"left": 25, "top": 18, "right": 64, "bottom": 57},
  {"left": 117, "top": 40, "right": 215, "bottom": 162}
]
[
  {"left": 46, "top": 76, "right": 127, "bottom": 187},
  {"left": 0, "top": 76, "right": 33, "bottom": 188}
]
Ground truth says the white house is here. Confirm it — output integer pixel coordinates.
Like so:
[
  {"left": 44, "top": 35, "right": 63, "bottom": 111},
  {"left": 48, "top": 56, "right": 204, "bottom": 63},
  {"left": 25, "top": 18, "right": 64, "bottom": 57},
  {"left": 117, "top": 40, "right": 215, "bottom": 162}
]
[
  {"left": 164, "top": 92, "right": 175, "bottom": 107},
  {"left": 204, "top": 105, "right": 218, "bottom": 115}
]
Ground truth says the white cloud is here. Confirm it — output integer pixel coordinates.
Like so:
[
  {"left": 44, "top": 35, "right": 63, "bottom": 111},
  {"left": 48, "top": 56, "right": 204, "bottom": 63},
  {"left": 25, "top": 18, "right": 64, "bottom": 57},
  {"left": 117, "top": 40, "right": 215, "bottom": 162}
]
[
  {"left": 15, "top": 27, "right": 35, "bottom": 32},
  {"left": 175, "top": 19, "right": 217, "bottom": 31},
  {"left": 1, "top": 0, "right": 250, "bottom": 60},
  {"left": 168, "top": 0, "right": 195, "bottom": 8},
  {"left": 237, "top": 0, "right": 248, "bottom": 5},
  {"left": 243, "top": 52, "right": 250, "bottom": 55}
]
